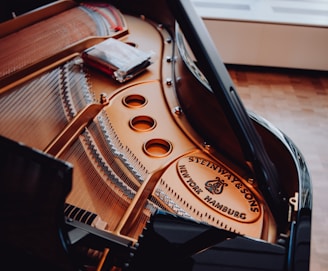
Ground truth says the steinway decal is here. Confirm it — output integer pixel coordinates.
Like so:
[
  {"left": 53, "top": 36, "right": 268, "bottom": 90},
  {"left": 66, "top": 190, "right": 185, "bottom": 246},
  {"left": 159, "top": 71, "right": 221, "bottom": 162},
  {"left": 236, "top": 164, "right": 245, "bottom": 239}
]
[
  {"left": 205, "top": 178, "right": 228, "bottom": 195},
  {"left": 177, "top": 156, "right": 261, "bottom": 223}
]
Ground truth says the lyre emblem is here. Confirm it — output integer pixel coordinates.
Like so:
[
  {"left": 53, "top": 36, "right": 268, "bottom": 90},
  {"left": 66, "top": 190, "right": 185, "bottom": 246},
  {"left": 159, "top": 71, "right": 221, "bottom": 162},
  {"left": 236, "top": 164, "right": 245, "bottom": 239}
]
[{"left": 205, "top": 177, "right": 228, "bottom": 195}]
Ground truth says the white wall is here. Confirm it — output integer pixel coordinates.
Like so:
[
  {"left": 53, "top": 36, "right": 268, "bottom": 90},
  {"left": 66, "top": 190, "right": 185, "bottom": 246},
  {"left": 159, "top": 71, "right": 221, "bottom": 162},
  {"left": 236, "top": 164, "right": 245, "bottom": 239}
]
[
  {"left": 192, "top": 0, "right": 328, "bottom": 70},
  {"left": 204, "top": 19, "right": 328, "bottom": 70}
]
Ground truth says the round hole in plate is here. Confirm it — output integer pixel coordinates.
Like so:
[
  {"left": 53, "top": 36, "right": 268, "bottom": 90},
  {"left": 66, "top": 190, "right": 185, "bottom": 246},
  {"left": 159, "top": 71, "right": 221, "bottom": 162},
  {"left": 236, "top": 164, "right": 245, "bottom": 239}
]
[
  {"left": 143, "top": 139, "right": 173, "bottom": 158},
  {"left": 122, "top": 94, "right": 147, "bottom": 108},
  {"left": 130, "top": 115, "right": 156, "bottom": 132}
]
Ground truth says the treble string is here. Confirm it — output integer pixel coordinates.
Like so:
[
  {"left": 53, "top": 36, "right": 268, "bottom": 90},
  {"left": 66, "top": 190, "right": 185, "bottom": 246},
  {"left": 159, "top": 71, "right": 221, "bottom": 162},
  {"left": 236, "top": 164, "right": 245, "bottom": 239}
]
[
  {"left": 61, "top": 130, "right": 133, "bottom": 232},
  {"left": 0, "top": 67, "right": 68, "bottom": 149}
]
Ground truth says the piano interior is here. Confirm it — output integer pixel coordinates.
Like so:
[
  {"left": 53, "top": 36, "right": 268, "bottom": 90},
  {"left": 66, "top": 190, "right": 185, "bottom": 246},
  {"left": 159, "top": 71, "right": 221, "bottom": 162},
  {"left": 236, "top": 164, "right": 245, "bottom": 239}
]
[{"left": 0, "top": 1, "right": 312, "bottom": 270}]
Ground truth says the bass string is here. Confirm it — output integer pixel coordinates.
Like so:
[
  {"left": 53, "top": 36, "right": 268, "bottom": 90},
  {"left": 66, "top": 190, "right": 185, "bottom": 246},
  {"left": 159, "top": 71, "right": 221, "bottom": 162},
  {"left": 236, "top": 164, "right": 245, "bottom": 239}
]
[
  {"left": 106, "top": 4, "right": 125, "bottom": 31},
  {"left": 80, "top": 2, "right": 126, "bottom": 34},
  {"left": 0, "top": 8, "right": 98, "bottom": 79},
  {"left": 79, "top": 5, "right": 110, "bottom": 36},
  {"left": 0, "top": 2, "right": 127, "bottom": 79},
  {"left": 82, "top": 4, "right": 116, "bottom": 32}
]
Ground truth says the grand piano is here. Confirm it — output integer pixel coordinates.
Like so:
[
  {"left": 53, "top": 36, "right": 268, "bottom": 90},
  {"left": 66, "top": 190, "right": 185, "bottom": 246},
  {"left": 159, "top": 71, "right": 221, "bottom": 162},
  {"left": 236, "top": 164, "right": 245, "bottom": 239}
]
[{"left": 0, "top": 0, "right": 312, "bottom": 270}]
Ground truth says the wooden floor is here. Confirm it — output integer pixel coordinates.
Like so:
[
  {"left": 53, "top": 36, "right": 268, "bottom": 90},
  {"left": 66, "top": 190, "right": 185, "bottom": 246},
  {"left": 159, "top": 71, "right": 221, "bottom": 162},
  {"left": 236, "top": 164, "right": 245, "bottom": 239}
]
[{"left": 227, "top": 65, "right": 328, "bottom": 271}]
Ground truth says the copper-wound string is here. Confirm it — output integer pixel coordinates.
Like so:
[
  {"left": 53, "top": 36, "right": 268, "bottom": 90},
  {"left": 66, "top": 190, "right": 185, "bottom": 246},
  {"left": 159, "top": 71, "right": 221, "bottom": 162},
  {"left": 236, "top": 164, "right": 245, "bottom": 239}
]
[
  {"left": 0, "top": 8, "right": 97, "bottom": 79},
  {"left": 0, "top": 3, "right": 127, "bottom": 80},
  {"left": 79, "top": 5, "right": 109, "bottom": 36}
]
